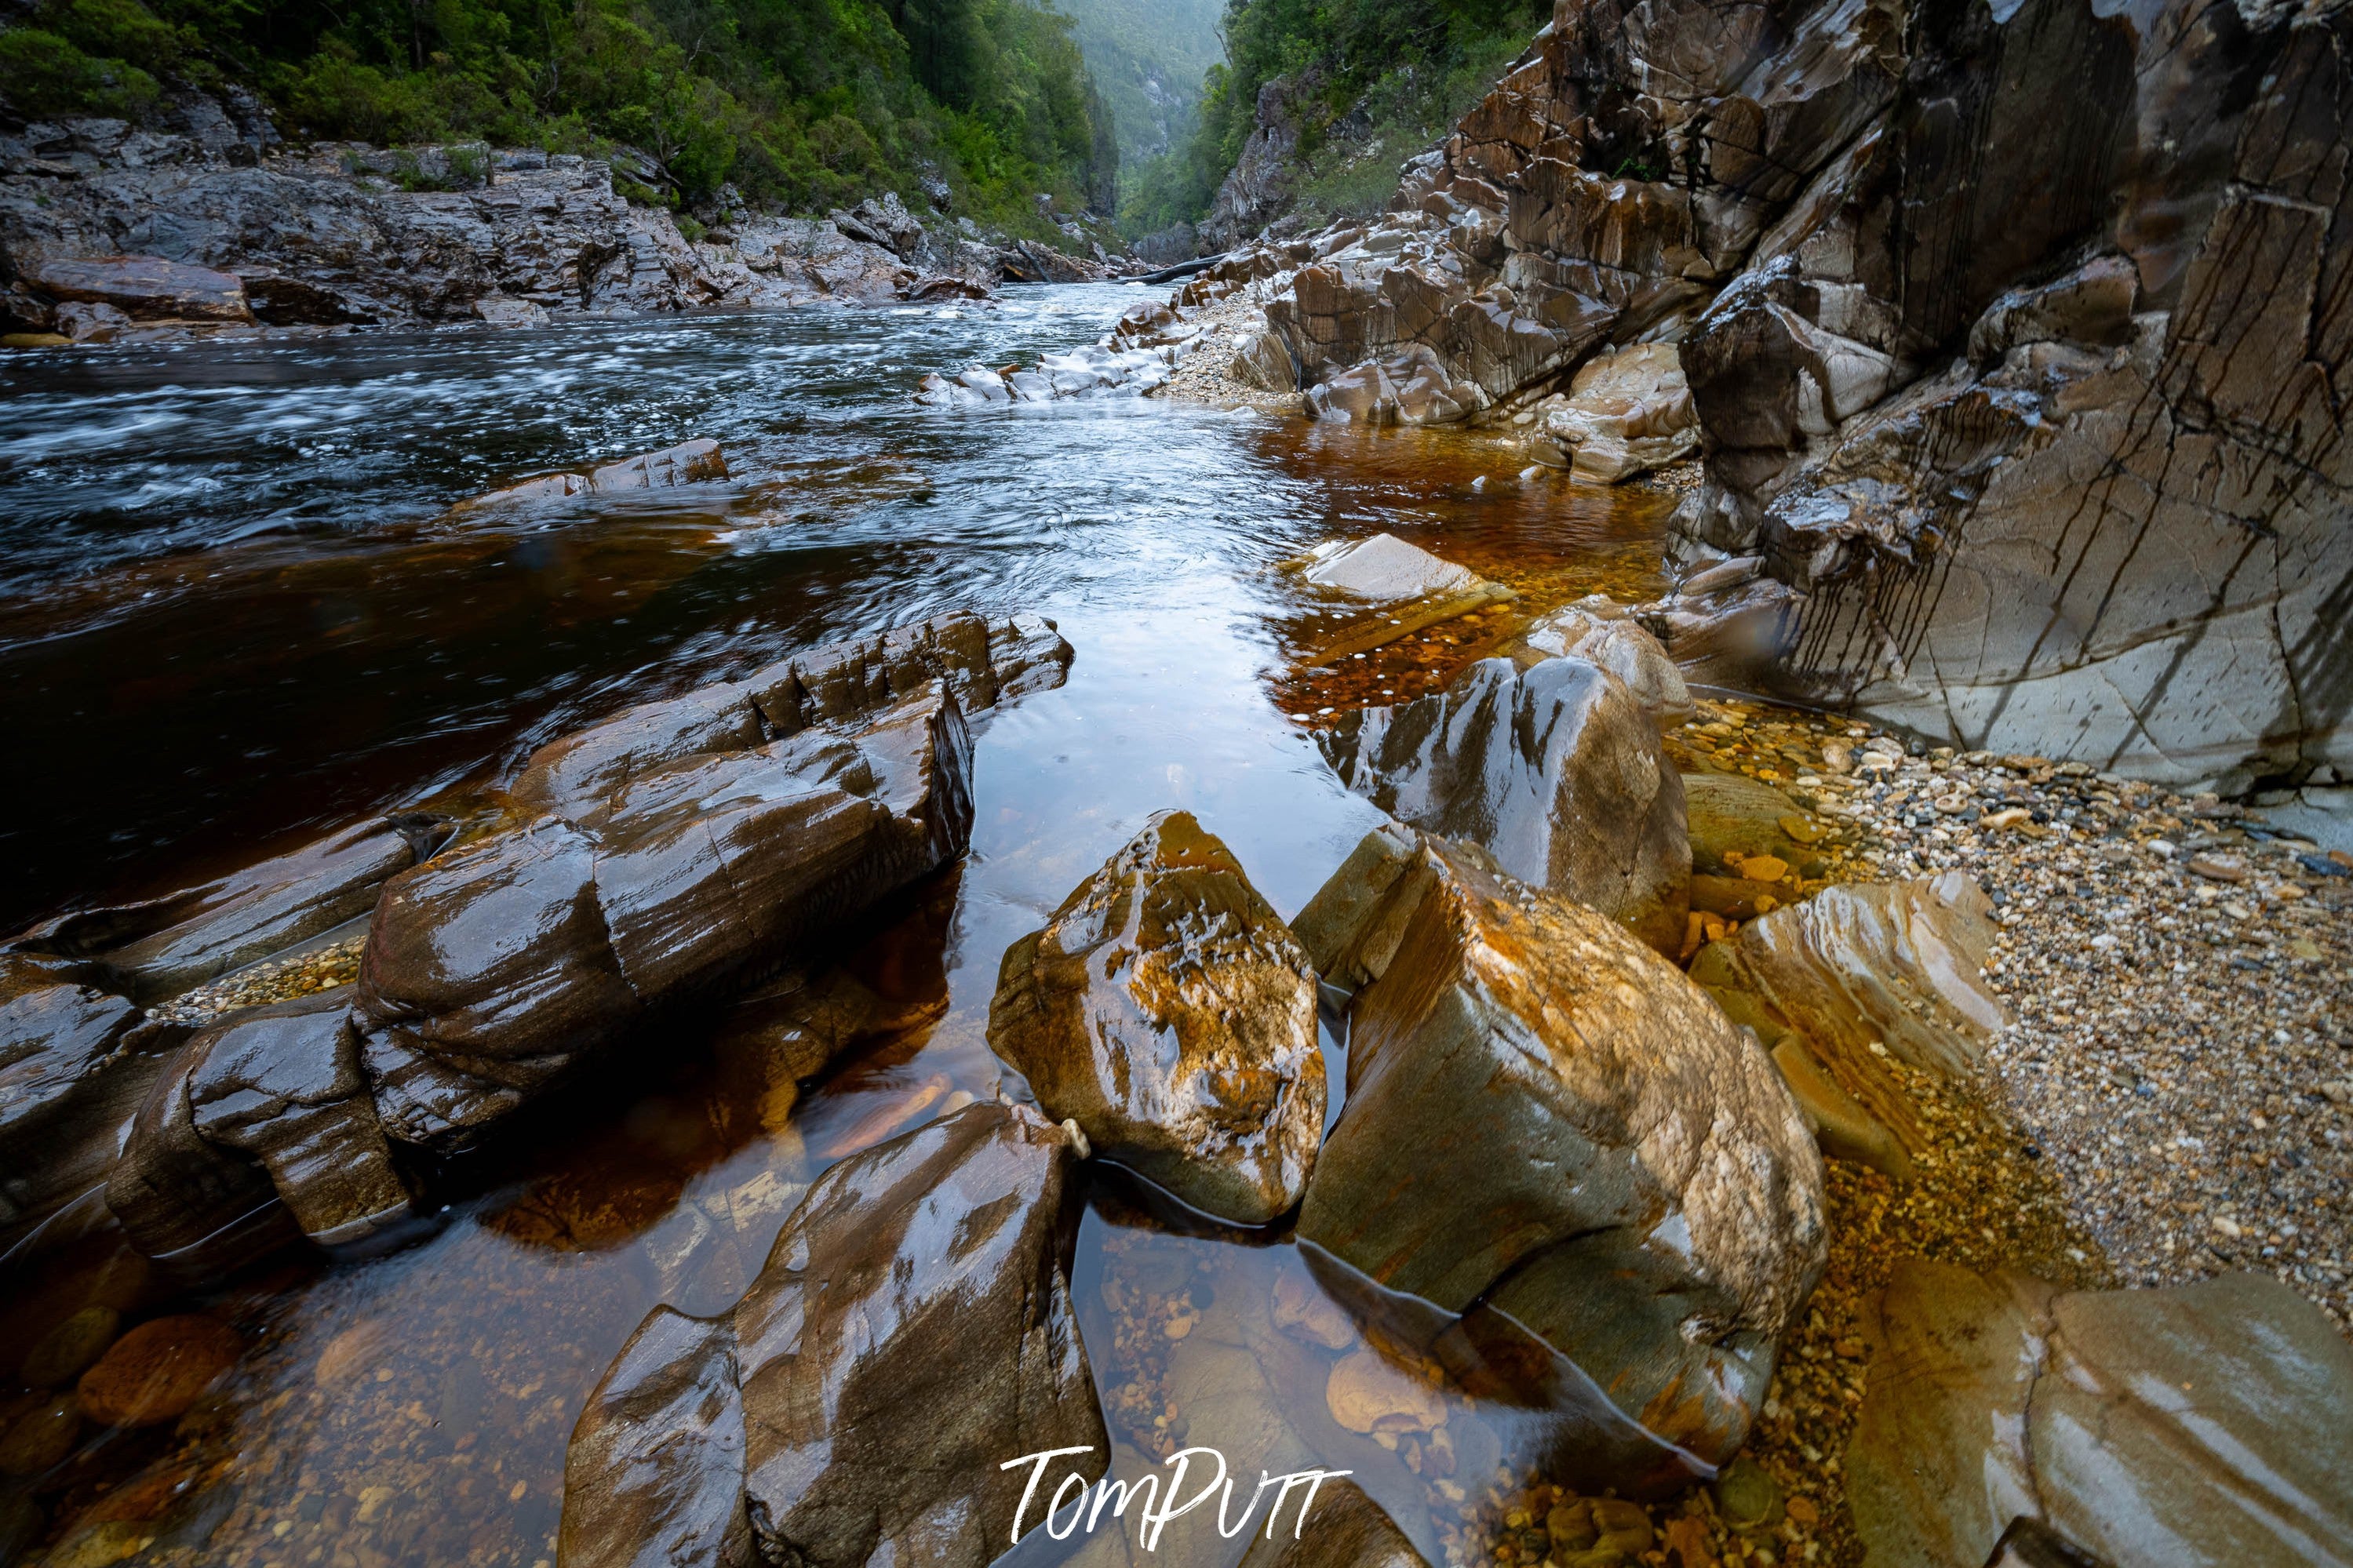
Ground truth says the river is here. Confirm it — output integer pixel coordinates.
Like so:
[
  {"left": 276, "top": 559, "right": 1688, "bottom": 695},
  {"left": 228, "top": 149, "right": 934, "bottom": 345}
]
[{"left": 0, "top": 286, "right": 1675, "bottom": 1567}]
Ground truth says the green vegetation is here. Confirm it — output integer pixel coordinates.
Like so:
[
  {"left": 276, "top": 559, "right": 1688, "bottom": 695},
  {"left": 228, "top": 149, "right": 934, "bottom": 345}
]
[
  {"left": 1120, "top": 0, "right": 1545, "bottom": 237},
  {"left": 0, "top": 0, "right": 1117, "bottom": 235},
  {"left": 1051, "top": 0, "right": 1222, "bottom": 166}
]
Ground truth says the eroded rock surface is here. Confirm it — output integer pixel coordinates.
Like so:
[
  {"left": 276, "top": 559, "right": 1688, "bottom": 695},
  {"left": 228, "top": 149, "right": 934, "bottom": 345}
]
[
  {"left": 987, "top": 811, "right": 1324, "bottom": 1224},
  {"left": 1502, "top": 601, "right": 1693, "bottom": 729},
  {"left": 1318, "top": 657, "right": 1689, "bottom": 953},
  {"left": 1171, "top": 0, "right": 2352, "bottom": 791},
  {"left": 1295, "top": 830, "right": 1824, "bottom": 1480},
  {"left": 1, "top": 129, "right": 996, "bottom": 336},
  {"left": 1527, "top": 343, "right": 1698, "bottom": 482},
  {"left": 560, "top": 1103, "right": 1105, "bottom": 1568},
  {"left": 1848, "top": 1261, "right": 2353, "bottom": 1568},
  {"left": 0, "top": 955, "right": 187, "bottom": 1256},
  {"left": 1691, "top": 871, "right": 2003, "bottom": 1181},
  {"left": 7, "top": 815, "right": 448, "bottom": 1003}
]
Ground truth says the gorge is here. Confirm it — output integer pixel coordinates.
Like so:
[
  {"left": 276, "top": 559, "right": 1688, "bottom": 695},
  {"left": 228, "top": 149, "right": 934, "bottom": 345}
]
[{"left": 2, "top": 2, "right": 2351, "bottom": 1567}]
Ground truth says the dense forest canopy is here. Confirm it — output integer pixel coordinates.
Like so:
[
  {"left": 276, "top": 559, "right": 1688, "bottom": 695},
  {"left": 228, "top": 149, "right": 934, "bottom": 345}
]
[
  {"left": 1120, "top": 0, "right": 1546, "bottom": 235},
  {"left": 0, "top": 0, "right": 1117, "bottom": 230}
]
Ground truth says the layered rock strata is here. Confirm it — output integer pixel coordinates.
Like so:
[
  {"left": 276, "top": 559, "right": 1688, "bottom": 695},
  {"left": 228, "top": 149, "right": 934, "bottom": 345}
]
[
  {"left": 561, "top": 1103, "right": 1104, "bottom": 1568},
  {"left": 1294, "top": 828, "right": 1825, "bottom": 1483},
  {"left": 1175, "top": 0, "right": 2353, "bottom": 792}
]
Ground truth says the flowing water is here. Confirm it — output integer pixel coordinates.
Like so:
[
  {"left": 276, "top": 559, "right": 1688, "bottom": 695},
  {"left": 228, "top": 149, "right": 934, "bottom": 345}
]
[{"left": 0, "top": 287, "right": 1674, "bottom": 1568}]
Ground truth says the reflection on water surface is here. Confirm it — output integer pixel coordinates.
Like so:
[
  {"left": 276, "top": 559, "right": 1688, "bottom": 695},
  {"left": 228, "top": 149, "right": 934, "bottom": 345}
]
[{"left": 0, "top": 286, "right": 1675, "bottom": 1568}]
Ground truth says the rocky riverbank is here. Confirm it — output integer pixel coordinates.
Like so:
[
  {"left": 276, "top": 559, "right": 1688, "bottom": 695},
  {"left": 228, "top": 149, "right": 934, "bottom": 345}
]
[{"left": 0, "top": 112, "right": 1139, "bottom": 344}]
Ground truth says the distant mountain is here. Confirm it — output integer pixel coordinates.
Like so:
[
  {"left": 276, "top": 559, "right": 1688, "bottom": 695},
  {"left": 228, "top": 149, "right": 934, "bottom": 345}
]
[{"left": 1052, "top": 0, "right": 1225, "bottom": 166}]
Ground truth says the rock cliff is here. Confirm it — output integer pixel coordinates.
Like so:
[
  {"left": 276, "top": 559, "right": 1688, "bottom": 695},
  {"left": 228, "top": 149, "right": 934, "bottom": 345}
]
[{"left": 1181, "top": 0, "right": 2353, "bottom": 798}]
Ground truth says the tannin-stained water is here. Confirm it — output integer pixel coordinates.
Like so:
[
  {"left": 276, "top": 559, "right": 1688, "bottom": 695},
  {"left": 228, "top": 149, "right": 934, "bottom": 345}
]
[{"left": 0, "top": 286, "right": 1674, "bottom": 1568}]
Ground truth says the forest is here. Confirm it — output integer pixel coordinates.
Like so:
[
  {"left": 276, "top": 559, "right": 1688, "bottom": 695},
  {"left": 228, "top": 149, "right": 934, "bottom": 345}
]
[
  {"left": 1120, "top": 0, "right": 1548, "bottom": 235},
  {"left": 0, "top": 0, "right": 1118, "bottom": 229}
]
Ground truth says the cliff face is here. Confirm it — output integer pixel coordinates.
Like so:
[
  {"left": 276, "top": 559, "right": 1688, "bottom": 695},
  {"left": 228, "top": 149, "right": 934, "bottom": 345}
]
[{"left": 1221, "top": 0, "right": 2353, "bottom": 796}]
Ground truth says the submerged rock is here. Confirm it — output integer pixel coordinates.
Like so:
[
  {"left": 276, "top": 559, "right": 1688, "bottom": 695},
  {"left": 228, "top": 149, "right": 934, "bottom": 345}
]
[
  {"left": 1295, "top": 533, "right": 1480, "bottom": 601},
  {"left": 1318, "top": 657, "right": 1689, "bottom": 954},
  {"left": 1236, "top": 1478, "right": 1427, "bottom": 1568},
  {"left": 987, "top": 811, "right": 1323, "bottom": 1224},
  {"left": 1296, "top": 831, "right": 1824, "bottom": 1479},
  {"left": 1848, "top": 1261, "right": 2353, "bottom": 1566},
  {"left": 560, "top": 1104, "right": 1103, "bottom": 1568},
  {"left": 75, "top": 1314, "right": 242, "bottom": 1428}
]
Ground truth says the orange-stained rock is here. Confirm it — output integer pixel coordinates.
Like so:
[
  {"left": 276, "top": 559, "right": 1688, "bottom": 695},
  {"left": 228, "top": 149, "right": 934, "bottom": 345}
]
[
  {"left": 76, "top": 1315, "right": 242, "bottom": 1428},
  {"left": 1297, "top": 831, "right": 1823, "bottom": 1483},
  {"left": 987, "top": 811, "right": 1324, "bottom": 1224}
]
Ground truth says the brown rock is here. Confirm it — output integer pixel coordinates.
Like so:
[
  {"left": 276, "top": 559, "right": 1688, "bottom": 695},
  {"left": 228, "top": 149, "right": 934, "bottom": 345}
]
[
  {"left": 986, "top": 811, "right": 1324, "bottom": 1224},
  {"left": 20, "top": 1306, "right": 121, "bottom": 1388},
  {"left": 563, "top": 1104, "right": 1105, "bottom": 1568},
  {"left": 560, "top": 1307, "right": 750, "bottom": 1568},
  {"left": 1319, "top": 657, "right": 1690, "bottom": 955},
  {"left": 1504, "top": 606, "right": 1695, "bottom": 729},
  {"left": 1681, "top": 773, "right": 1813, "bottom": 875},
  {"left": 1849, "top": 1263, "right": 2353, "bottom": 1566},
  {"left": 0, "top": 1395, "right": 81, "bottom": 1476},
  {"left": 0, "top": 960, "right": 187, "bottom": 1258},
  {"left": 1296, "top": 831, "right": 1823, "bottom": 1480},
  {"left": 6, "top": 816, "right": 444, "bottom": 1003},
  {"left": 76, "top": 1315, "right": 242, "bottom": 1428}
]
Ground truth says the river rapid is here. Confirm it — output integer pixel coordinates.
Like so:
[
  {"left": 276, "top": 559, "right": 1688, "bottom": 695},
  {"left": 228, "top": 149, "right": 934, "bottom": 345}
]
[{"left": 0, "top": 286, "right": 1674, "bottom": 1568}]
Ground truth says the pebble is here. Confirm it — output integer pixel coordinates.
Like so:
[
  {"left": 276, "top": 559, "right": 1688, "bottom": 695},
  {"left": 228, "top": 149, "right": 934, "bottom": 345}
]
[{"left": 76, "top": 1316, "right": 243, "bottom": 1428}]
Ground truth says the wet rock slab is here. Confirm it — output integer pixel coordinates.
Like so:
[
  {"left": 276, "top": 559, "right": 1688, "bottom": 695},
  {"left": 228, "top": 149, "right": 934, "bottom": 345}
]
[
  {"left": 1848, "top": 1260, "right": 2353, "bottom": 1566},
  {"left": 562, "top": 1103, "right": 1105, "bottom": 1568},
  {"left": 1295, "top": 829, "right": 1824, "bottom": 1479},
  {"left": 1317, "top": 656, "right": 1690, "bottom": 954},
  {"left": 987, "top": 810, "right": 1324, "bottom": 1224}
]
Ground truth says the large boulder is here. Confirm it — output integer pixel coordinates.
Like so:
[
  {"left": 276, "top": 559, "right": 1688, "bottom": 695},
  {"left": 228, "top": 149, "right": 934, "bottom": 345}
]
[
  {"left": 1848, "top": 1261, "right": 2353, "bottom": 1567},
  {"left": 986, "top": 811, "right": 1324, "bottom": 1225},
  {"left": 34, "top": 255, "right": 254, "bottom": 323},
  {"left": 1295, "top": 830, "right": 1825, "bottom": 1480},
  {"left": 560, "top": 1104, "right": 1105, "bottom": 1568},
  {"left": 1317, "top": 657, "right": 1689, "bottom": 954}
]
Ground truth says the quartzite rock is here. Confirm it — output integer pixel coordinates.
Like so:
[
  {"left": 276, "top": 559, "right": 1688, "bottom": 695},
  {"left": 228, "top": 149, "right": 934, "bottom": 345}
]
[
  {"left": 561, "top": 1104, "right": 1105, "bottom": 1568},
  {"left": 1528, "top": 343, "right": 1699, "bottom": 482},
  {"left": 1848, "top": 1261, "right": 2353, "bottom": 1567},
  {"left": 986, "top": 811, "right": 1324, "bottom": 1224},
  {"left": 1295, "top": 831, "right": 1825, "bottom": 1478},
  {"left": 33, "top": 256, "right": 254, "bottom": 323},
  {"left": 1503, "top": 602, "right": 1694, "bottom": 729},
  {"left": 1297, "top": 534, "right": 1481, "bottom": 601},
  {"left": 1318, "top": 657, "right": 1689, "bottom": 953}
]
